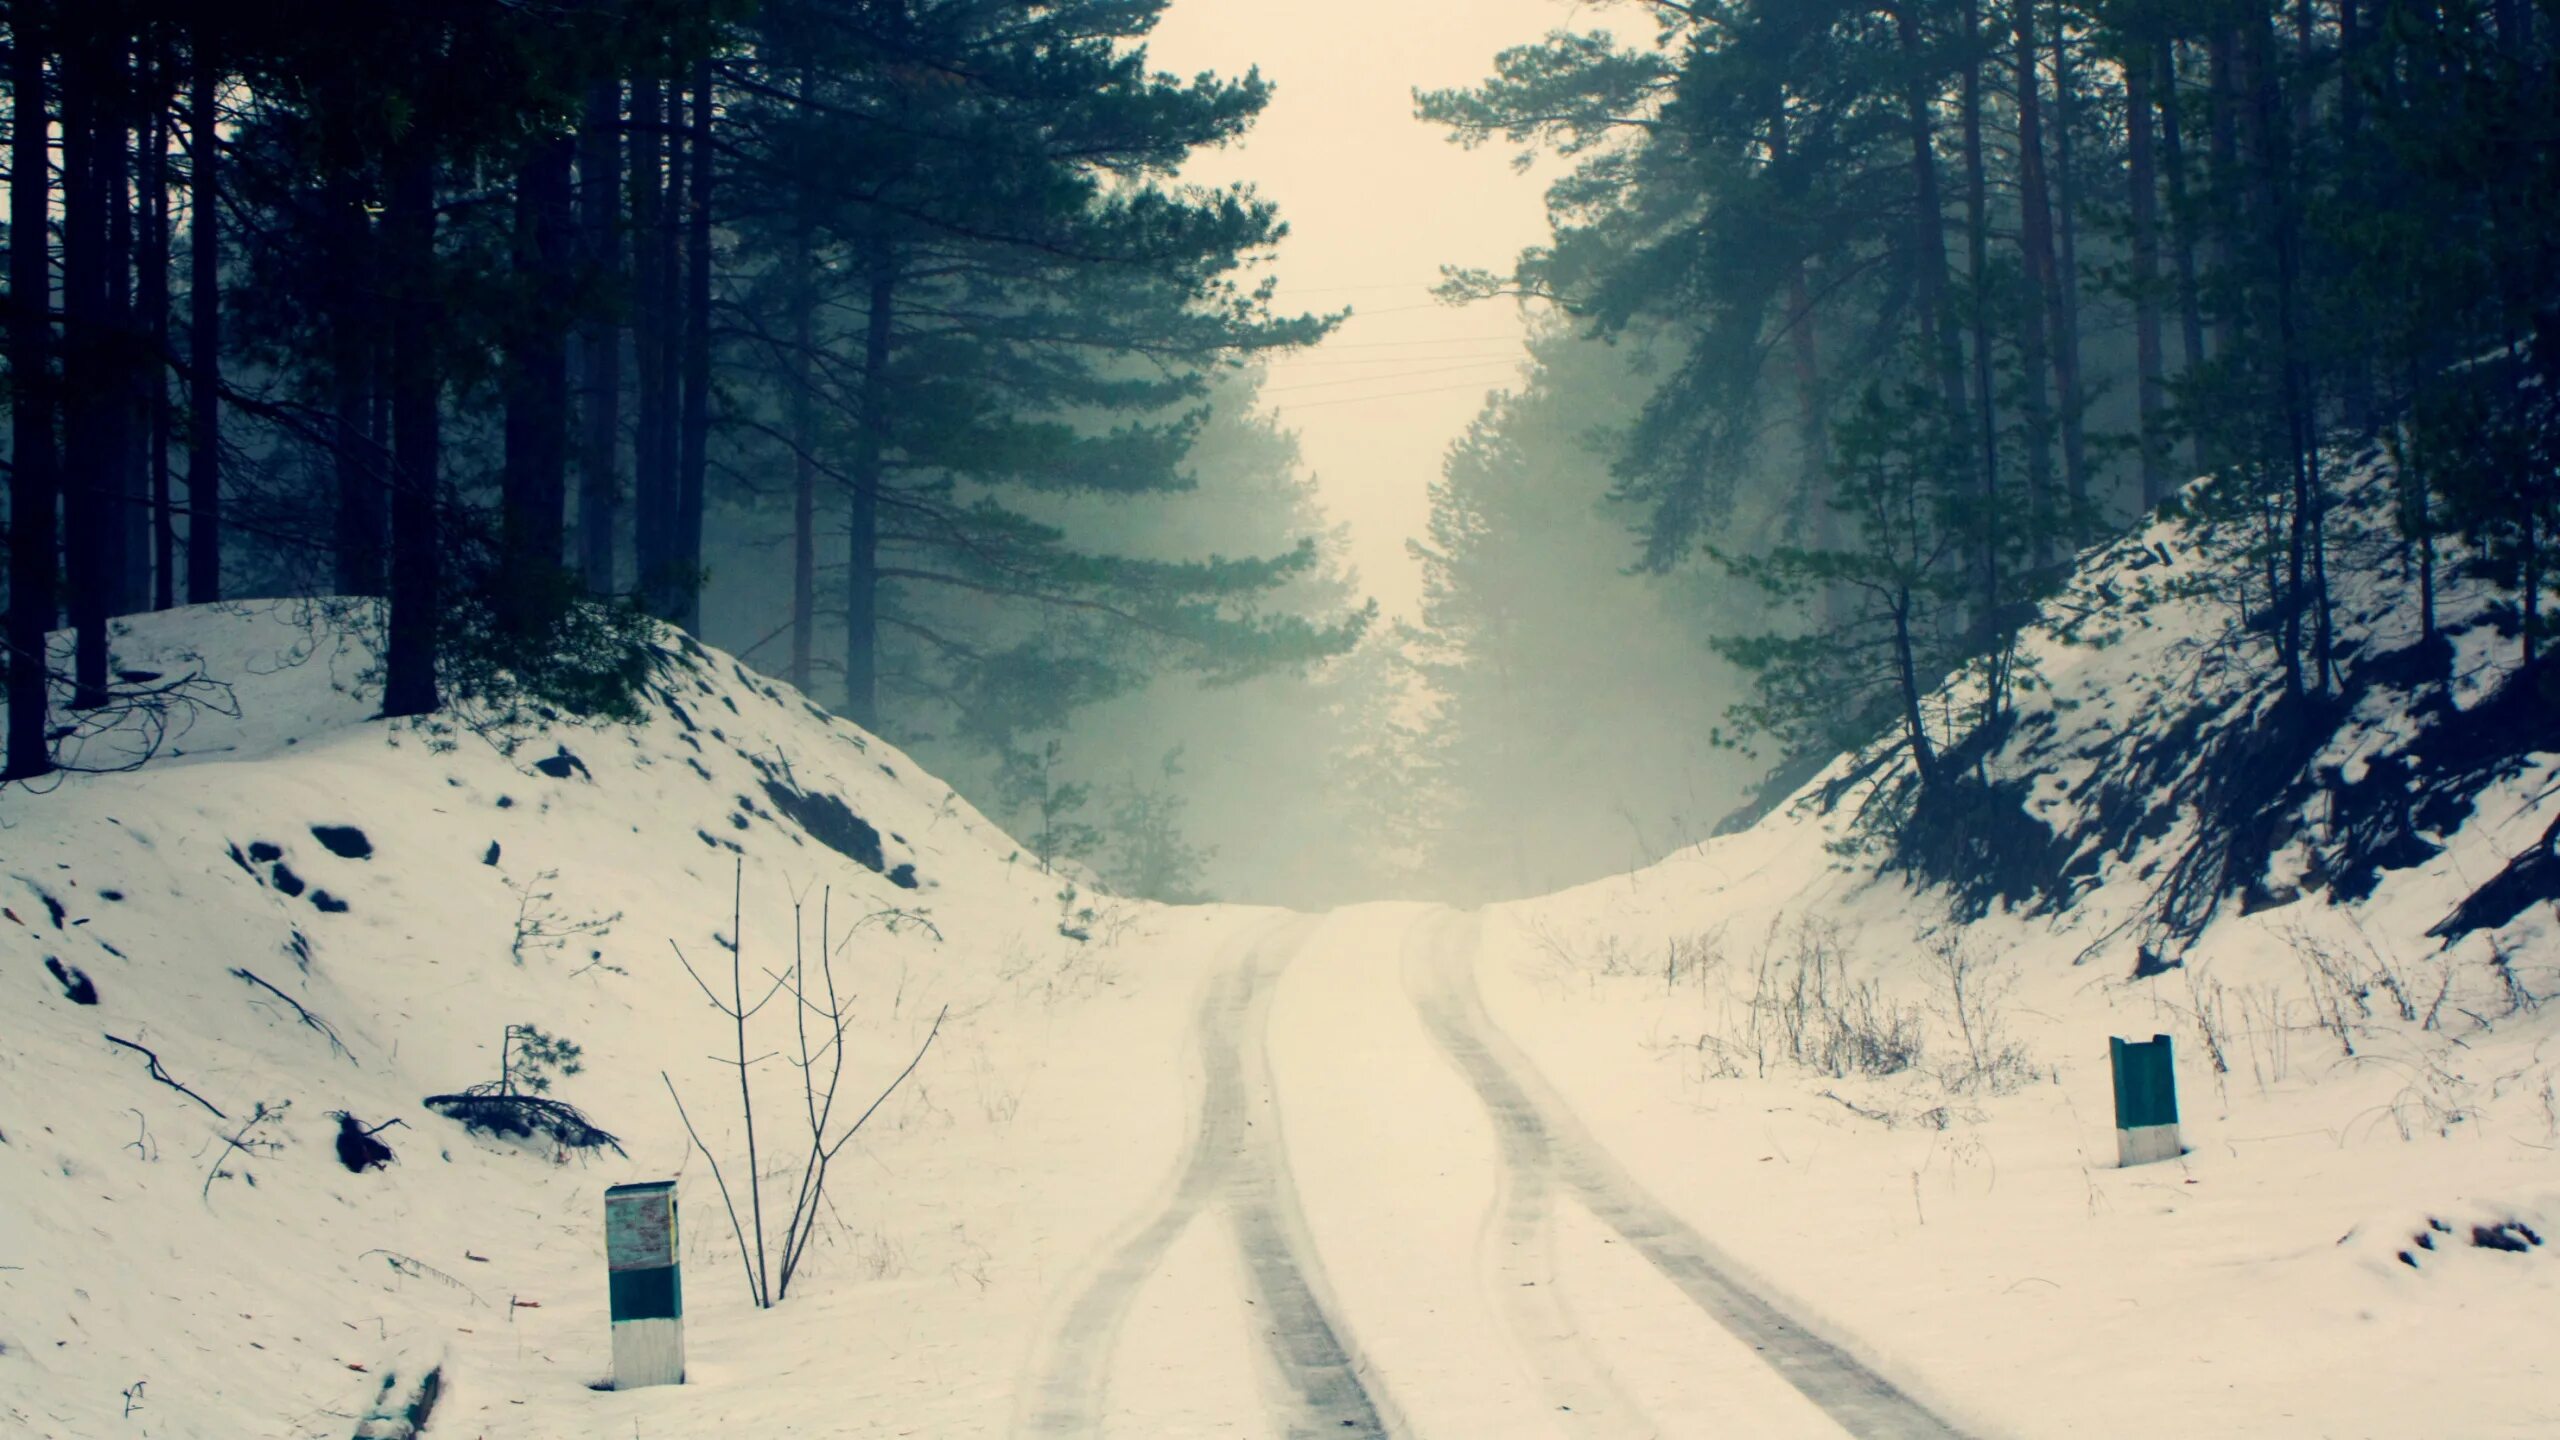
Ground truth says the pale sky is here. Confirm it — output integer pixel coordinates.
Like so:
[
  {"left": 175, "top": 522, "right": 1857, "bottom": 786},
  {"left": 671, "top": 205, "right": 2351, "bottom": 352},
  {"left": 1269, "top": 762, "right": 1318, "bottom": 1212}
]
[{"left": 1148, "top": 0, "right": 1573, "bottom": 621}]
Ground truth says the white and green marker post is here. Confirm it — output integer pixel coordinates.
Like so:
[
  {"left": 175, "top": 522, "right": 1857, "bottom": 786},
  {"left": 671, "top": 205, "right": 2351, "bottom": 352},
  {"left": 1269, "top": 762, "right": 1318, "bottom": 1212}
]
[
  {"left": 2109, "top": 1033, "right": 2183, "bottom": 1167},
  {"left": 605, "top": 1180, "right": 684, "bottom": 1389}
]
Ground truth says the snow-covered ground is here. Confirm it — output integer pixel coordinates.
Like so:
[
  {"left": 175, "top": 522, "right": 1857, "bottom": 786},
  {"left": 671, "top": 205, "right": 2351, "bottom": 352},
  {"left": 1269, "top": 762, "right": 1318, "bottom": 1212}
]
[{"left": 7, "top": 524, "right": 2560, "bottom": 1438}]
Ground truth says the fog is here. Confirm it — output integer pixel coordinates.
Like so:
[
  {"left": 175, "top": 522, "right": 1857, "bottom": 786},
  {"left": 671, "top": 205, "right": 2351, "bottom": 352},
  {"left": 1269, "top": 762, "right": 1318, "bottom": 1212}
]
[
  {"left": 686, "top": 0, "right": 1764, "bottom": 910},
  {"left": 1145, "top": 0, "right": 1568, "bottom": 623}
]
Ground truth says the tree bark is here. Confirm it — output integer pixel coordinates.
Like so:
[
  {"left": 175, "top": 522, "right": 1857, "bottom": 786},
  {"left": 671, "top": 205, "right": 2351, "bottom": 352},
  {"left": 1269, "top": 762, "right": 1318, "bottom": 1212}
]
[
  {"left": 576, "top": 79, "right": 621, "bottom": 594},
  {"left": 184, "top": 46, "right": 219, "bottom": 603},
  {"left": 7, "top": 23, "right": 60, "bottom": 779},
  {"left": 381, "top": 136, "right": 441, "bottom": 720}
]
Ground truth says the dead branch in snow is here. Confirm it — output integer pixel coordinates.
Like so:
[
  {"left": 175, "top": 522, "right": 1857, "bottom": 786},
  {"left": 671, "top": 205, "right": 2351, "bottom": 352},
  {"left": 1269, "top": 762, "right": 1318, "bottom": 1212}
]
[
  {"left": 103, "top": 1034, "right": 226, "bottom": 1118},
  {"left": 229, "top": 968, "right": 353, "bottom": 1062}
]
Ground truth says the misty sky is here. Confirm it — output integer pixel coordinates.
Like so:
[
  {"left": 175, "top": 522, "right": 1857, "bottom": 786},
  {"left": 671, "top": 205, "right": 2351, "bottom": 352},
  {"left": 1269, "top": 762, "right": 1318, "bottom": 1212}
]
[{"left": 1147, "top": 0, "right": 1571, "bottom": 621}]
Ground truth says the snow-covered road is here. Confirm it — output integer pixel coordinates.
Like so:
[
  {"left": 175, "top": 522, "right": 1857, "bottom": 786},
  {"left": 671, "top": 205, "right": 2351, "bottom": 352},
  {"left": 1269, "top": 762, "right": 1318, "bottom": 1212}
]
[{"left": 1023, "top": 903, "right": 1969, "bottom": 1438}]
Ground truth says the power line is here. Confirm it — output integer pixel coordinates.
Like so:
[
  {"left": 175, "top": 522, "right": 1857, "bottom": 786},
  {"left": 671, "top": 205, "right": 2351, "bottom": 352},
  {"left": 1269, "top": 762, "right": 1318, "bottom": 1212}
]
[
  {"left": 1259, "top": 351, "right": 1522, "bottom": 370},
  {"left": 1273, "top": 378, "right": 1517, "bottom": 411},
  {"left": 1267, "top": 281, "right": 1443, "bottom": 294},
  {"left": 1277, "top": 334, "right": 1527, "bottom": 350},
  {"left": 1340, "top": 300, "right": 1478, "bottom": 316},
  {"left": 1261, "top": 360, "right": 1523, "bottom": 394}
]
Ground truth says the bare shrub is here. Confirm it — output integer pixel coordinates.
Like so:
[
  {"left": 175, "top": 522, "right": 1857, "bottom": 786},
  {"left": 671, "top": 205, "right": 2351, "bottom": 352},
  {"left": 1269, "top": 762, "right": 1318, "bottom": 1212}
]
[
  {"left": 1664, "top": 927, "right": 1730, "bottom": 991},
  {"left": 2180, "top": 966, "right": 2235, "bottom": 1081},
  {"left": 1925, "top": 933, "right": 2034, "bottom": 1093},
  {"left": 662, "top": 861, "right": 948, "bottom": 1308},
  {"left": 2290, "top": 928, "right": 2370, "bottom": 1057},
  {"left": 1754, "top": 917, "right": 1922, "bottom": 1079},
  {"left": 2239, "top": 982, "right": 2295, "bottom": 1089}
]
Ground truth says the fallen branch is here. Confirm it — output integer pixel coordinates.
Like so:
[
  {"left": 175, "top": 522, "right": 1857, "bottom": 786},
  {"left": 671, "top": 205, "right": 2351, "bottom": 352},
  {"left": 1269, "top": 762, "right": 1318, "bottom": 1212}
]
[
  {"left": 229, "top": 969, "right": 353, "bottom": 1062},
  {"left": 104, "top": 1035, "right": 226, "bottom": 1118},
  {"left": 1817, "top": 1088, "right": 1896, "bottom": 1127},
  {"left": 359, "top": 1249, "right": 484, "bottom": 1305}
]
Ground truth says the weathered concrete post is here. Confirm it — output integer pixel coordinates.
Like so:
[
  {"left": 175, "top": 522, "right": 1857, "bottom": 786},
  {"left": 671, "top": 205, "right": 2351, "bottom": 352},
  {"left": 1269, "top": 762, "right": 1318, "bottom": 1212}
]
[
  {"left": 2109, "top": 1034, "right": 2183, "bottom": 1167},
  {"left": 605, "top": 1180, "right": 684, "bottom": 1388}
]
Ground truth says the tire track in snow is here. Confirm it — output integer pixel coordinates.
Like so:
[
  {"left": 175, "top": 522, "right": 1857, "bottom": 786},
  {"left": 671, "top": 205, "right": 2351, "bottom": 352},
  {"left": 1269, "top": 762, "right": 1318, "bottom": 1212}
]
[
  {"left": 1408, "top": 908, "right": 1971, "bottom": 1440},
  {"left": 1404, "top": 914, "right": 1662, "bottom": 1434},
  {"left": 1019, "top": 912, "right": 1390, "bottom": 1438}
]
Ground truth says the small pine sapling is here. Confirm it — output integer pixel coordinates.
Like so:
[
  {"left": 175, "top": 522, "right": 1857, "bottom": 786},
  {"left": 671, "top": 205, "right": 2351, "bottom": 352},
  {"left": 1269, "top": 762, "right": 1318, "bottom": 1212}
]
[{"left": 423, "top": 1022, "right": 623, "bottom": 1156}]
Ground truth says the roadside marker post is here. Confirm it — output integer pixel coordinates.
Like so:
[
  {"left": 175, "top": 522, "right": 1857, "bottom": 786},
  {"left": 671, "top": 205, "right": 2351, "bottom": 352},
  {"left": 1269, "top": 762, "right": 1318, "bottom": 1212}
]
[
  {"left": 2109, "top": 1034, "right": 2183, "bottom": 1167},
  {"left": 605, "top": 1180, "right": 684, "bottom": 1389}
]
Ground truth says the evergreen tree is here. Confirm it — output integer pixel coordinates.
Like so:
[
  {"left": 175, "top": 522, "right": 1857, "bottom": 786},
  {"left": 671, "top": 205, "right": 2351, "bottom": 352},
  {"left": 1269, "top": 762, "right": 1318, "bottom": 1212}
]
[{"left": 1405, "top": 317, "right": 1752, "bottom": 901}]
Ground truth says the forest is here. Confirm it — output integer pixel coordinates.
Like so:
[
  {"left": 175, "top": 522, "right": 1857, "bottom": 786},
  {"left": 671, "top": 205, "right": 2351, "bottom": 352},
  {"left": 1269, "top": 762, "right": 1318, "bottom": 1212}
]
[
  {"left": 4, "top": 0, "right": 2558, "bottom": 906},
  {"left": 1417, "top": 0, "right": 2560, "bottom": 890}
]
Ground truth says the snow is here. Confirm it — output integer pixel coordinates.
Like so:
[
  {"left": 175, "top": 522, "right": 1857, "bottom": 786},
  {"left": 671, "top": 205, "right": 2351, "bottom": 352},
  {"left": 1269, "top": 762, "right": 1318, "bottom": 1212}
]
[{"left": 10, "top": 456, "right": 2560, "bottom": 1440}]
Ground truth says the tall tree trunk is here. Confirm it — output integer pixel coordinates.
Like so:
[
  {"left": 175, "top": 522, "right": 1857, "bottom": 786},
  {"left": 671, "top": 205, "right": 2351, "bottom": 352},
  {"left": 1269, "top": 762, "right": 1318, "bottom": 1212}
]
[
  {"left": 844, "top": 256, "right": 895, "bottom": 730},
  {"left": 2158, "top": 35, "right": 2211, "bottom": 476},
  {"left": 576, "top": 79, "right": 621, "bottom": 594},
  {"left": 1895, "top": 1, "right": 1965, "bottom": 420},
  {"left": 1894, "top": 591, "right": 1939, "bottom": 787},
  {"left": 500, "top": 135, "right": 574, "bottom": 640},
  {"left": 2205, "top": 26, "right": 2243, "bottom": 364},
  {"left": 381, "top": 136, "right": 441, "bottom": 720},
  {"left": 674, "top": 62, "right": 713, "bottom": 637},
  {"left": 141, "top": 63, "right": 173, "bottom": 610},
  {"left": 328, "top": 174, "right": 383, "bottom": 596},
  {"left": 184, "top": 45, "right": 219, "bottom": 603},
  {"left": 61, "top": 33, "right": 114, "bottom": 708},
  {"left": 1788, "top": 266, "right": 1833, "bottom": 571},
  {"left": 7, "top": 23, "right": 60, "bottom": 780},
  {"left": 107, "top": 47, "right": 143, "bottom": 618},
  {"left": 2238, "top": 13, "right": 2316, "bottom": 697},
  {"left": 630, "top": 73, "right": 669, "bottom": 617},
  {"left": 646, "top": 75, "right": 687, "bottom": 622},
  {"left": 2048, "top": 17, "right": 2091, "bottom": 534},
  {"left": 2126, "top": 33, "right": 2170, "bottom": 508},
  {"left": 1962, "top": 0, "right": 2004, "bottom": 660},
  {"left": 2336, "top": 0, "right": 2376, "bottom": 435},
  {"left": 786, "top": 217, "right": 817, "bottom": 694},
  {"left": 2012, "top": 0, "right": 2061, "bottom": 574},
  {"left": 1767, "top": 107, "right": 1834, "bottom": 620}
]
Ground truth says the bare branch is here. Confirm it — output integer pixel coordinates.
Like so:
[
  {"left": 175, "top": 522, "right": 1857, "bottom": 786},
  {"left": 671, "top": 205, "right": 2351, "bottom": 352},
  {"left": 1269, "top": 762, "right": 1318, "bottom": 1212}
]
[{"left": 104, "top": 1035, "right": 226, "bottom": 1118}]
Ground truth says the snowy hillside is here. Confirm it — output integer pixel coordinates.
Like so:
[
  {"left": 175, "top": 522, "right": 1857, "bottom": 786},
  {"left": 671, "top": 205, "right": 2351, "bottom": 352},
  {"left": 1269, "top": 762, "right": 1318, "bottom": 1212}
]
[
  {"left": 0, "top": 602, "right": 1249, "bottom": 1438},
  {"left": 8, "top": 461, "right": 2560, "bottom": 1440},
  {"left": 1472, "top": 466, "right": 2560, "bottom": 1435}
]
